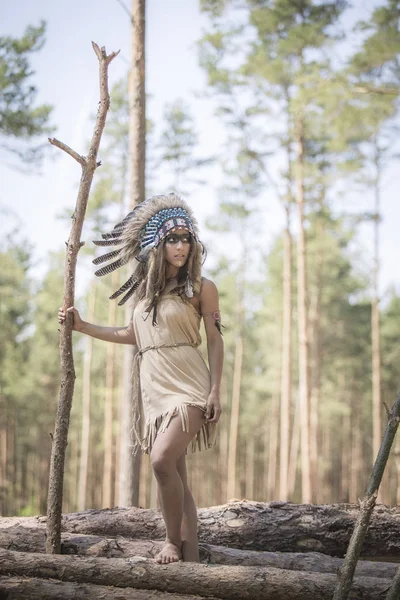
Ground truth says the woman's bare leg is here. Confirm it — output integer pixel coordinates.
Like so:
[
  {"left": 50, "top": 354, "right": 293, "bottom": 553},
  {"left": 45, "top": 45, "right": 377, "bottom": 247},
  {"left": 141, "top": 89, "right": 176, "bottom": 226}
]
[
  {"left": 177, "top": 453, "right": 200, "bottom": 562},
  {"left": 150, "top": 406, "right": 204, "bottom": 564},
  {"left": 156, "top": 455, "right": 199, "bottom": 562}
]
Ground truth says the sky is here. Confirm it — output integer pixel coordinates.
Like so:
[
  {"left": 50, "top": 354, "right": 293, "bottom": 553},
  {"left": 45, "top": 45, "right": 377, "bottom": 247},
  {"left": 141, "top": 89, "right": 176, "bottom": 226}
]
[{"left": 1, "top": 0, "right": 399, "bottom": 300}]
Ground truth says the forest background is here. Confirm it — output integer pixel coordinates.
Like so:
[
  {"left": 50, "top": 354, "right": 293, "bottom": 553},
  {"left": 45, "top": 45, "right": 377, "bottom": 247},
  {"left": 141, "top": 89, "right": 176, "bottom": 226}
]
[{"left": 1, "top": 0, "right": 400, "bottom": 518}]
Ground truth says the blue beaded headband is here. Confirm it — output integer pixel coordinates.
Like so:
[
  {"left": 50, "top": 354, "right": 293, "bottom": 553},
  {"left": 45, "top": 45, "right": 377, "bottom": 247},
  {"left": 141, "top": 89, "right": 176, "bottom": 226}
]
[{"left": 140, "top": 208, "right": 196, "bottom": 251}]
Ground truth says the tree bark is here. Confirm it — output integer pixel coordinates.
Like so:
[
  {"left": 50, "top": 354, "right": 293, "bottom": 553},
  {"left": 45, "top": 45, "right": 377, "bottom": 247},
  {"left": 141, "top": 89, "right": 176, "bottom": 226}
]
[
  {"left": 0, "top": 549, "right": 392, "bottom": 600},
  {"left": 46, "top": 43, "right": 119, "bottom": 554},
  {"left": 1, "top": 531, "right": 398, "bottom": 579},
  {"left": 0, "top": 577, "right": 219, "bottom": 600},
  {"left": 4, "top": 501, "right": 400, "bottom": 559}
]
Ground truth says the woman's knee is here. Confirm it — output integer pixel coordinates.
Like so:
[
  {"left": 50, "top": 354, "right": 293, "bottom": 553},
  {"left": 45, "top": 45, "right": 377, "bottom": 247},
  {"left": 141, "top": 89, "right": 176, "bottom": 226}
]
[{"left": 151, "top": 449, "right": 176, "bottom": 481}]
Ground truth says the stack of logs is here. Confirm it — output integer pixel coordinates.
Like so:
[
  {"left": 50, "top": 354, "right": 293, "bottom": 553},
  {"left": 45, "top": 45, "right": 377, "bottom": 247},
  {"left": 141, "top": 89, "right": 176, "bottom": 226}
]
[{"left": 0, "top": 500, "right": 399, "bottom": 599}]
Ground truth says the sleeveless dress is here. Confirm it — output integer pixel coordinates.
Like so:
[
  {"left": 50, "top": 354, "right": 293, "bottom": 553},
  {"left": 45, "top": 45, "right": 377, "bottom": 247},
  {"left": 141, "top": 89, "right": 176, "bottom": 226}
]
[{"left": 132, "top": 293, "right": 217, "bottom": 454}]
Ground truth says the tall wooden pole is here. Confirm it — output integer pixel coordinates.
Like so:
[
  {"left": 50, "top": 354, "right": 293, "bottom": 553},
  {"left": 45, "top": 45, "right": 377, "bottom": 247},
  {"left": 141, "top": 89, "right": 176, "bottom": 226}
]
[{"left": 46, "top": 44, "right": 119, "bottom": 553}]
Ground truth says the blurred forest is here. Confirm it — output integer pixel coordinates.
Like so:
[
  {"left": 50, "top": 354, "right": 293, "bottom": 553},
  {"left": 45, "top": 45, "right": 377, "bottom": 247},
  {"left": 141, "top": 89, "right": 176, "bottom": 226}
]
[{"left": 1, "top": 0, "right": 400, "bottom": 517}]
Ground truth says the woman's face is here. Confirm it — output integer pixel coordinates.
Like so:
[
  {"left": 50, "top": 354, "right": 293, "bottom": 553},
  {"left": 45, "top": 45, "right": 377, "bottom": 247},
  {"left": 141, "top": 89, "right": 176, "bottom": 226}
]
[{"left": 163, "top": 227, "right": 191, "bottom": 270}]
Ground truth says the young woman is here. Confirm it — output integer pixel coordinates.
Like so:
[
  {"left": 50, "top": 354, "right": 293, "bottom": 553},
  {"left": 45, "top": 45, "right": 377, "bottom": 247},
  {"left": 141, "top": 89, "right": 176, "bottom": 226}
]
[{"left": 58, "top": 193, "right": 224, "bottom": 565}]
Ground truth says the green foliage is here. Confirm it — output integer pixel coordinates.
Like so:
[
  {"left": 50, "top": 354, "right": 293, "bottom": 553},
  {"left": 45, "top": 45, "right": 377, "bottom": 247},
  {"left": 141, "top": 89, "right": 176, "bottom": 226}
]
[
  {"left": 0, "top": 236, "right": 32, "bottom": 400},
  {"left": 23, "top": 252, "right": 65, "bottom": 408},
  {"left": 200, "top": 0, "right": 229, "bottom": 18},
  {"left": 351, "top": 0, "right": 400, "bottom": 83},
  {"left": 249, "top": 0, "right": 347, "bottom": 58},
  {"left": 0, "top": 21, "right": 53, "bottom": 164}
]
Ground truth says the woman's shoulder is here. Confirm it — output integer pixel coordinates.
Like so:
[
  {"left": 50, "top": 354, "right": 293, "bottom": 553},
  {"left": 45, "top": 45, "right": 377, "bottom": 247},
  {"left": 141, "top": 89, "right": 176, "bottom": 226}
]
[{"left": 199, "top": 277, "right": 219, "bottom": 302}]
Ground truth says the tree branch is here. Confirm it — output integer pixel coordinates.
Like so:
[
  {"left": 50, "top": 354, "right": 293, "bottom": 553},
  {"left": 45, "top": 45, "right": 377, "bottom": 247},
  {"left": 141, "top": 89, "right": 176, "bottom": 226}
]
[
  {"left": 48, "top": 138, "right": 86, "bottom": 165},
  {"left": 333, "top": 391, "right": 400, "bottom": 600},
  {"left": 354, "top": 85, "right": 399, "bottom": 96},
  {"left": 45, "top": 41, "right": 119, "bottom": 556}
]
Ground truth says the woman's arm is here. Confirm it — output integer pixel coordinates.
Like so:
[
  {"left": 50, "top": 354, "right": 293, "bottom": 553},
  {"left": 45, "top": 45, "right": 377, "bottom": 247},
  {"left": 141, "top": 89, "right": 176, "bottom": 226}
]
[
  {"left": 199, "top": 278, "right": 224, "bottom": 423},
  {"left": 58, "top": 306, "right": 137, "bottom": 345}
]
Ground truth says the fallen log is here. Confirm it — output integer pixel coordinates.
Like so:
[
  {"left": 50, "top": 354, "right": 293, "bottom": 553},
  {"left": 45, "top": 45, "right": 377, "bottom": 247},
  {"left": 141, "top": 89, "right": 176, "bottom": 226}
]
[
  {"left": 1, "top": 501, "right": 399, "bottom": 559},
  {"left": 0, "top": 548, "right": 393, "bottom": 600},
  {"left": 0, "top": 529, "right": 398, "bottom": 579},
  {"left": 0, "top": 576, "right": 220, "bottom": 600}
]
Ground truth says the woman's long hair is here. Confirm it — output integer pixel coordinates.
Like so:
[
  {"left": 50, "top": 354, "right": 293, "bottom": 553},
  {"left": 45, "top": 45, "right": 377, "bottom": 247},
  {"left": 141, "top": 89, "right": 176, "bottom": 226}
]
[{"left": 133, "top": 237, "right": 205, "bottom": 313}]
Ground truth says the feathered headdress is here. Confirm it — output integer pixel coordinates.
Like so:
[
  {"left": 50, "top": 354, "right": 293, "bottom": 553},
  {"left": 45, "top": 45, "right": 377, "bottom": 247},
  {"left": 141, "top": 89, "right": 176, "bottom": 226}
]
[{"left": 92, "top": 193, "right": 203, "bottom": 310}]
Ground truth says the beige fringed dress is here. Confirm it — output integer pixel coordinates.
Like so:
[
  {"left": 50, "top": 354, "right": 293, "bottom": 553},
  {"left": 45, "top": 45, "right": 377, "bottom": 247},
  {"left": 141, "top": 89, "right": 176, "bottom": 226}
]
[{"left": 132, "top": 292, "right": 216, "bottom": 454}]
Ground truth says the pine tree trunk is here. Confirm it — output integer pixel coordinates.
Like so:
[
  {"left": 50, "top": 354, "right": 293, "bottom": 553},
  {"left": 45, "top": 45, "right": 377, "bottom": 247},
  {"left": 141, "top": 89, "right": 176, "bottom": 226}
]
[
  {"left": 322, "top": 423, "right": 332, "bottom": 504},
  {"left": 0, "top": 404, "right": 8, "bottom": 514},
  {"left": 227, "top": 333, "right": 243, "bottom": 500},
  {"left": 119, "top": 342, "right": 140, "bottom": 507},
  {"left": 118, "top": 0, "right": 146, "bottom": 508},
  {"left": 267, "top": 394, "right": 279, "bottom": 499},
  {"left": 309, "top": 218, "right": 323, "bottom": 503},
  {"left": 294, "top": 119, "right": 311, "bottom": 503},
  {"left": 340, "top": 412, "right": 350, "bottom": 502},
  {"left": 279, "top": 211, "right": 292, "bottom": 501},
  {"left": 70, "top": 431, "right": 79, "bottom": 512},
  {"left": 129, "top": 0, "right": 146, "bottom": 206},
  {"left": 149, "top": 468, "right": 158, "bottom": 509},
  {"left": 288, "top": 396, "right": 300, "bottom": 498},
  {"left": 218, "top": 379, "right": 229, "bottom": 504},
  {"left": 138, "top": 453, "right": 149, "bottom": 507},
  {"left": 349, "top": 400, "right": 363, "bottom": 504},
  {"left": 39, "top": 451, "right": 50, "bottom": 516},
  {"left": 77, "top": 287, "right": 96, "bottom": 511},
  {"left": 102, "top": 271, "right": 118, "bottom": 509},
  {"left": 371, "top": 148, "right": 382, "bottom": 501},
  {"left": 245, "top": 437, "right": 255, "bottom": 500}
]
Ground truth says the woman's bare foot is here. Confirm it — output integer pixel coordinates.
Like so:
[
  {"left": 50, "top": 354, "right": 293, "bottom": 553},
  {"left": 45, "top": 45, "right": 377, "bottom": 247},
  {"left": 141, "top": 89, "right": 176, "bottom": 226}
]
[{"left": 155, "top": 540, "right": 182, "bottom": 564}]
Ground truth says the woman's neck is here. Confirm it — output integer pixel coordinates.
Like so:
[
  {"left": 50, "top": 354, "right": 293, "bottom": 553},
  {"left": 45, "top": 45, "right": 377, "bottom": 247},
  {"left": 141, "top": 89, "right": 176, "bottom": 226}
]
[{"left": 165, "top": 266, "right": 179, "bottom": 280}]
